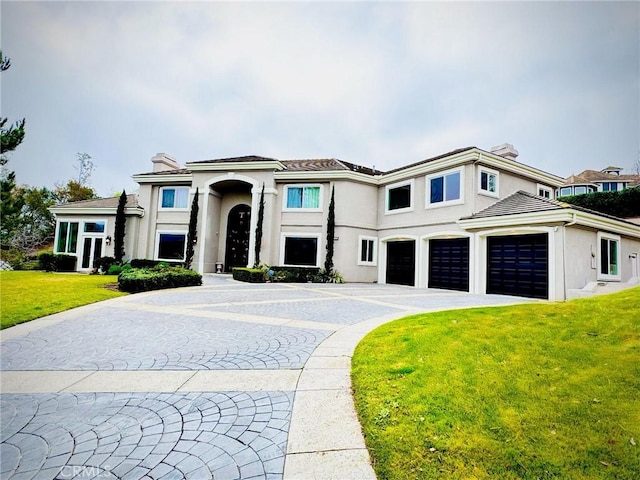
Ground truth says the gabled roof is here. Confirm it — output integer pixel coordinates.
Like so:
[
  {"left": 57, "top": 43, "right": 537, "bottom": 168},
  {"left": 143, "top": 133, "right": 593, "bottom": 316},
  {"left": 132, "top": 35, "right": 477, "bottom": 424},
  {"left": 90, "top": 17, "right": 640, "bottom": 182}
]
[
  {"left": 281, "top": 158, "right": 380, "bottom": 176},
  {"left": 52, "top": 194, "right": 141, "bottom": 209}
]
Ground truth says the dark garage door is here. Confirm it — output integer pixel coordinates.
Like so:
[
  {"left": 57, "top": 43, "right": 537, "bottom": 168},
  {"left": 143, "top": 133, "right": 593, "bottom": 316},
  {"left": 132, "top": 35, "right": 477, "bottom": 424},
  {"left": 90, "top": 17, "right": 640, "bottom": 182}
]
[
  {"left": 429, "top": 238, "right": 469, "bottom": 291},
  {"left": 386, "top": 240, "right": 416, "bottom": 286},
  {"left": 487, "top": 233, "right": 548, "bottom": 299}
]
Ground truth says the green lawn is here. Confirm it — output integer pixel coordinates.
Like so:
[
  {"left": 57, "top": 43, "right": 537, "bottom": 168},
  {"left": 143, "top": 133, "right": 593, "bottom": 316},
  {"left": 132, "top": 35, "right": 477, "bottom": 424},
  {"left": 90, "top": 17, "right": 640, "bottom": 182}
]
[
  {"left": 0, "top": 271, "right": 126, "bottom": 329},
  {"left": 352, "top": 287, "right": 640, "bottom": 479}
]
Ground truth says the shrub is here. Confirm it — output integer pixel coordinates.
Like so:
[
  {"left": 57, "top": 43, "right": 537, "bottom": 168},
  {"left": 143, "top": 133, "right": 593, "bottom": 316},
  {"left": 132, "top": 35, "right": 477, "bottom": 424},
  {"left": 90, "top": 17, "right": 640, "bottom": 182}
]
[
  {"left": 95, "top": 256, "right": 117, "bottom": 273},
  {"left": 270, "top": 266, "right": 320, "bottom": 283},
  {"left": 37, "top": 253, "right": 77, "bottom": 272},
  {"left": 56, "top": 255, "right": 77, "bottom": 272},
  {"left": 232, "top": 267, "right": 266, "bottom": 283},
  {"left": 560, "top": 187, "right": 640, "bottom": 217},
  {"left": 107, "top": 264, "right": 123, "bottom": 275},
  {"left": 130, "top": 258, "right": 181, "bottom": 269},
  {"left": 38, "top": 252, "right": 56, "bottom": 271},
  {"left": 118, "top": 266, "right": 202, "bottom": 293}
]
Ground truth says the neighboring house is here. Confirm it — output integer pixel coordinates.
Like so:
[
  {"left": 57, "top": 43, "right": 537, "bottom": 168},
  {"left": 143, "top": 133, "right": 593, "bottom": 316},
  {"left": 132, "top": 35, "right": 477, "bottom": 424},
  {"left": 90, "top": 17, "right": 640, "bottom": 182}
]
[
  {"left": 50, "top": 144, "right": 640, "bottom": 301},
  {"left": 558, "top": 166, "right": 640, "bottom": 197}
]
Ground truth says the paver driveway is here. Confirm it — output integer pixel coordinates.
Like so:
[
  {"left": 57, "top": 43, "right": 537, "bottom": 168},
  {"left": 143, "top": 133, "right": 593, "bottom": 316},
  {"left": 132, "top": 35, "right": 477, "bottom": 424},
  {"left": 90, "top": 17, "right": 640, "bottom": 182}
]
[{"left": 0, "top": 276, "right": 532, "bottom": 479}]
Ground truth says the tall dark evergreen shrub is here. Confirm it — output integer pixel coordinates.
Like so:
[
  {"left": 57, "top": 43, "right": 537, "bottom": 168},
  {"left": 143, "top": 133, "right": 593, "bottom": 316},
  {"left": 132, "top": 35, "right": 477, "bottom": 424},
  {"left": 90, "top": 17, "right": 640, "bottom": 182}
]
[
  {"left": 324, "top": 186, "right": 335, "bottom": 273},
  {"left": 184, "top": 188, "right": 199, "bottom": 269},
  {"left": 114, "top": 190, "right": 127, "bottom": 263},
  {"left": 254, "top": 184, "right": 265, "bottom": 267}
]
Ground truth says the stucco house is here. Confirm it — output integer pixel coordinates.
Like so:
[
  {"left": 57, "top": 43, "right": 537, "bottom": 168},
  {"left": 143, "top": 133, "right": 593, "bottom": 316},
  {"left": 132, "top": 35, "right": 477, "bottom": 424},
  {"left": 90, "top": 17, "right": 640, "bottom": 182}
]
[{"left": 50, "top": 144, "right": 640, "bottom": 301}]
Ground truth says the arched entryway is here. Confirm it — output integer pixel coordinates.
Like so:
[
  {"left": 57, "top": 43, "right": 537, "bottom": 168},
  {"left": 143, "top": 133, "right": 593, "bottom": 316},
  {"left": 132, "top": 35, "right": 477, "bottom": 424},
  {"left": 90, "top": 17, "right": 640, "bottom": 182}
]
[{"left": 224, "top": 204, "right": 251, "bottom": 271}]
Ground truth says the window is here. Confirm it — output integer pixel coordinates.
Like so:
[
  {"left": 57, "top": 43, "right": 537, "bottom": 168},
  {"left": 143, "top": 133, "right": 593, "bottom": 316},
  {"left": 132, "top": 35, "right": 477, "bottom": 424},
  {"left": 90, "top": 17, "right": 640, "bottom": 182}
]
[
  {"left": 358, "top": 236, "right": 377, "bottom": 266},
  {"left": 602, "top": 182, "right": 618, "bottom": 192},
  {"left": 598, "top": 233, "right": 621, "bottom": 281},
  {"left": 478, "top": 167, "right": 499, "bottom": 197},
  {"left": 84, "top": 221, "right": 105, "bottom": 233},
  {"left": 558, "top": 187, "right": 572, "bottom": 197},
  {"left": 426, "top": 168, "right": 463, "bottom": 207},
  {"left": 284, "top": 185, "right": 322, "bottom": 210},
  {"left": 160, "top": 187, "right": 189, "bottom": 209},
  {"left": 56, "top": 221, "right": 79, "bottom": 254},
  {"left": 156, "top": 232, "right": 187, "bottom": 261},
  {"left": 574, "top": 186, "right": 587, "bottom": 195},
  {"left": 537, "top": 185, "right": 553, "bottom": 199},
  {"left": 282, "top": 235, "right": 319, "bottom": 266},
  {"left": 385, "top": 180, "right": 414, "bottom": 214}
]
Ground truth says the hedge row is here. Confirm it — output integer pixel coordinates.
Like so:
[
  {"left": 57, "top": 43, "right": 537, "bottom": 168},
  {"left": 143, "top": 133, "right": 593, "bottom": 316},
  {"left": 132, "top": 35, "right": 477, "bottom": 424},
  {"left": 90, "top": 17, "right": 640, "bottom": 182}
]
[
  {"left": 37, "top": 253, "right": 77, "bottom": 272},
  {"left": 118, "top": 266, "right": 202, "bottom": 293},
  {"left": 232, "top": 268, "right": 266, "bottom": 283},
  {"left": 559, "top": 187, "right": 640, "bottom": 218},
  {"left": 232, "top": 266, "right": 324, "bottom": 283}
]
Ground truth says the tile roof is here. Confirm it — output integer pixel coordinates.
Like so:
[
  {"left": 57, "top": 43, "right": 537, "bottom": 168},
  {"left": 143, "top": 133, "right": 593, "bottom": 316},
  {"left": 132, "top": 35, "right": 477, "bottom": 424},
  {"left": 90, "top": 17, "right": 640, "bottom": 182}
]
[
  {"left": 280, "top": 158, "right": 380, "bottom": 176},
  {"left": 188, "top": 155, "right": 278, "bottom": 164},
  {"left": 53, "top": 194, "right": 141, "bottom": 209},
  {"left": 463, "top": 190, "right": 638, "bottom": 226},
  {"left": 462, "top": 191, "right": 564, "bottom": 219}
]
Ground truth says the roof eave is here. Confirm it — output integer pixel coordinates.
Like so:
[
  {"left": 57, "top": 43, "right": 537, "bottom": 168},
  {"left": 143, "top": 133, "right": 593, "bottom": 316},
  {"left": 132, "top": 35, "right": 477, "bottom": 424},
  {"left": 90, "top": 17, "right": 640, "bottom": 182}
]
[
  {"left": 50, "top": 206, "right": 145, "bottom": 217},
  {"left": 132, "top": 173, "right": 193, "bottom": 184},
  {"left": 458, "top": 208, "right": 640, "bottom": 238},
  {"left": 274, "top": 170, "right": 381, "bottom": 184},
  {"left": 186, "top": 160, "right": 285, "bottom": 172}
]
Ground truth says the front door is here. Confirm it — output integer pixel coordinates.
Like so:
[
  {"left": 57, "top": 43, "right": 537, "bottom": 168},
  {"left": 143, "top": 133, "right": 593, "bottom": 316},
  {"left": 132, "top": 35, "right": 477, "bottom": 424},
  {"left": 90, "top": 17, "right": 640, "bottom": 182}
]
[
  {"left": 224, "top": 204, "right": 251, "bottom": 272},
  {"left": 81, "top": 237, "right": 103, "bottom": 270}
]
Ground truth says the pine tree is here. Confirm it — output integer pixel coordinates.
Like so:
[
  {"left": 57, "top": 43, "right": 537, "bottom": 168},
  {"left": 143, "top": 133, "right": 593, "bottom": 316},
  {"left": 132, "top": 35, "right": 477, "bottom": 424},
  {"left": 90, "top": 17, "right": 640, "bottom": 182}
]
[
  {"left": 114, "top": 190, "right": 127, "bottom": 263},
  {"left": 254, "top": 184, "right": 265, "bottom": 267},
  {"left": 184, "top": 188, "right": 199, "bottom": 269}
]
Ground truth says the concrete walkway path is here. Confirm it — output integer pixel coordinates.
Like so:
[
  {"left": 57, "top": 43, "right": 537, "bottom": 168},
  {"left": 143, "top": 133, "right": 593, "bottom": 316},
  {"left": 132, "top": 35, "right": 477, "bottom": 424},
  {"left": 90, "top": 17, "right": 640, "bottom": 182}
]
[{"left": 1, "top": 276, "right": 532, "bottom": 479}]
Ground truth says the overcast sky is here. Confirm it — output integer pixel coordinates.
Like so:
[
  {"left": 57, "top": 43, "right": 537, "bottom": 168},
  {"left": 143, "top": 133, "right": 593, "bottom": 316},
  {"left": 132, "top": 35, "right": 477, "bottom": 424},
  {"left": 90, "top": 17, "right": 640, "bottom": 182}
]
[{"left": 2, "top": 1, "right": 638, "bottom": 197}]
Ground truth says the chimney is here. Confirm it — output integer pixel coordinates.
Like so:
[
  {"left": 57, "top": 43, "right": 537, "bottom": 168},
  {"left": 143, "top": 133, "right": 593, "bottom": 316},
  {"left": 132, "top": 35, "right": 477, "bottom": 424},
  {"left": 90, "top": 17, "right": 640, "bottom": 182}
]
[
  {"left": 151, "top": 153, "right": 180, "bottom": 172},
  {"left": 490, "top": 143, "right": 519, "bottom": 161}
]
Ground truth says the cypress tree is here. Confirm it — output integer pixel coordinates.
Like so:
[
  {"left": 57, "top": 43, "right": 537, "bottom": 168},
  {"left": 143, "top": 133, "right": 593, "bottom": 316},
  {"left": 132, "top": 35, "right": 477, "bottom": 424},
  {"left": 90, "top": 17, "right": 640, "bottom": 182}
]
[
  {"left": 184, "top": 188, "right": 199, "bottom": 269},
  {"left": 114, "top": 190, "right": 127, "bottom": 263},
  {"left": 324, "top": 186, "right": 335, "bottom": 274},
  {"left": 254, "top": 184, "right": 265, "bottom": 267}
]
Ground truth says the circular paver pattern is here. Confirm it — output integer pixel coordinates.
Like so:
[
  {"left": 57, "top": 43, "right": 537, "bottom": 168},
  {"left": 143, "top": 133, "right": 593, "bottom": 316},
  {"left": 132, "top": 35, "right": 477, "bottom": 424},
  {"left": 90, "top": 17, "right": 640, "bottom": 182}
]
[
  {"left": 0, "top": 391, "right": 292, "bottom": 479},
  {"left": 1, "top": 311, "right": 331, "bottom": 371}
]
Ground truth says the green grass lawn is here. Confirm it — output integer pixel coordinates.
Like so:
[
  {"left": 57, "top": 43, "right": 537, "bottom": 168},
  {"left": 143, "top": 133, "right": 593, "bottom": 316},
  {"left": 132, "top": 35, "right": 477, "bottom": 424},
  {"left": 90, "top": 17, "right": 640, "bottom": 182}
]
[
  {"left": 0, "top": 271, "right": 126, "bottom": 329},
  {"left": 352, "top": 287, "right": 640, "bottom": 479}
]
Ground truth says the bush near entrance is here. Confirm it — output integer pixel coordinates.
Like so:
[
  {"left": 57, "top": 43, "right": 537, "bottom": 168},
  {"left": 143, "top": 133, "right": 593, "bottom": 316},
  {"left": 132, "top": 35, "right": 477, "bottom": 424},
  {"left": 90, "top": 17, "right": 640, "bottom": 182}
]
[{"left": 117, "top": 265, "right": 202, "bottom": 293}]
